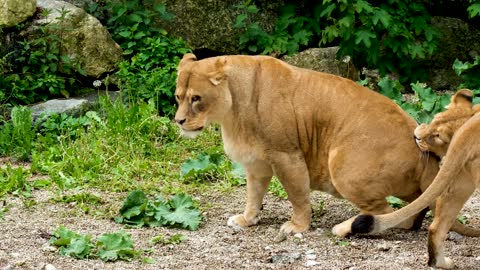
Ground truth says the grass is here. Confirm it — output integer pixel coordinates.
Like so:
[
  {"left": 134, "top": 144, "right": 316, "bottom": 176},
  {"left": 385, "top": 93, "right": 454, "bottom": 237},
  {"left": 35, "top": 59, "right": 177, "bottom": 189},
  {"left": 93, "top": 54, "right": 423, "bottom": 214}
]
[{"left": 0, "top": 94, "right": 237, "bottom": 214}]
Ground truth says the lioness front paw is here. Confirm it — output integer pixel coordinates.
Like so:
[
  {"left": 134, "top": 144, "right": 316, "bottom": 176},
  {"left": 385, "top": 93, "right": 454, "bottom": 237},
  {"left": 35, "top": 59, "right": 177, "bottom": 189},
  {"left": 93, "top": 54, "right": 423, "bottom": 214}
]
[
  {"left": 227, "top": 214, "right": 259, "bottom": 229},
  {"left": 435, "top": 257, "right": 454, "bottom": 269},
  {"left": 280, "top": 221, "right": 309, "bottom": 234}
]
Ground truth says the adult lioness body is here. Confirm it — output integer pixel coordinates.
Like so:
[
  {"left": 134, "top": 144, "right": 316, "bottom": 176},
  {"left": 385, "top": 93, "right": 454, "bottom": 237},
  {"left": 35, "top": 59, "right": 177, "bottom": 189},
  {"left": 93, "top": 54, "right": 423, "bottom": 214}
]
[
  {"left": 174, "top": 53, "right": 441, "bottom": 235},
  {"left": 351, "top": 89, "right": 480, "bottom": 268}
]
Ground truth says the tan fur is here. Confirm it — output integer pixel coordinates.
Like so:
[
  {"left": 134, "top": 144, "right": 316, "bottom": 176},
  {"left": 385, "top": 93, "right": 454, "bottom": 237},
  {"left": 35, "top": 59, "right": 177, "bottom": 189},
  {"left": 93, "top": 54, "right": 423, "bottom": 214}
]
[
  {"left": 352, "top": 89, "right": 480, "bottom": 268},
  {"left": 174, "top": 53, "right": 442, "bottom": 235}
]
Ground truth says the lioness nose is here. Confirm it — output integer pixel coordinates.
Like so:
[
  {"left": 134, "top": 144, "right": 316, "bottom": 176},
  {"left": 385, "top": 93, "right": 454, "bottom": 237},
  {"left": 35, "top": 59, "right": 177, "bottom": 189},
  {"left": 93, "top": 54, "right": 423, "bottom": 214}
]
[{"left": 175, "top": 118, "right": 186, "bottom": 125}]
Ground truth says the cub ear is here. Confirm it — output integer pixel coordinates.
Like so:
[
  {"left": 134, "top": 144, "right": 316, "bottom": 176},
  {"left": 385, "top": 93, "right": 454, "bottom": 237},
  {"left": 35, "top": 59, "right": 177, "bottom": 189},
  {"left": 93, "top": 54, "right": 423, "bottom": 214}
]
[
  {"left": 179, "top": 53, "right": 197, "bottom": 69},
  {"left": 208, "top": 57, "right": 227, "bottom": 86},
  {"left": 473, "top": 104, "right": 480, "bottom": 114},
  {"left": 449, "top": 89, "right": 473, "bottom": 109}
]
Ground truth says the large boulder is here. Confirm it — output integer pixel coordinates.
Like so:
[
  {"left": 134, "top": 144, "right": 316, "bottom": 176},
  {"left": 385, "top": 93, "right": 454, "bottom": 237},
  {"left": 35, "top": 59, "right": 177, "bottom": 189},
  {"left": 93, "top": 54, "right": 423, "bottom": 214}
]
[
  {"left": 162, "top": 0, "right": 284, "bottom": 55},
  {"left": 423, "top": 16, "right": 480, "bottom": 90},
  {"left": 33, "top": 0, "right": 123, "bottom": 77},
  {"left": 0, "top": 0, "right": 37, "bottom": 28},
  {"left": 282, "top": 47, "right": 358, "bottom": 80}
]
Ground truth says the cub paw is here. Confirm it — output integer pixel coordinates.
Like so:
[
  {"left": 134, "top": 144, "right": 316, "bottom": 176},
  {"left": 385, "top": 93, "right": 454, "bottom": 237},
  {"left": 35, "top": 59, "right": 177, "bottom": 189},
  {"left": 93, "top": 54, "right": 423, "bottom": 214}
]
[
  {"left": 280, "top": 221, "right": 309, "bottom": 234},
  {"left": 227, "top": 214, "right": 258, "bottom": 229},
  {"left": 332, "top": 223, "right": 351, "bottom": 237},
  {"left": 436, "top": 257, "right": 454, "bottom": 269}
]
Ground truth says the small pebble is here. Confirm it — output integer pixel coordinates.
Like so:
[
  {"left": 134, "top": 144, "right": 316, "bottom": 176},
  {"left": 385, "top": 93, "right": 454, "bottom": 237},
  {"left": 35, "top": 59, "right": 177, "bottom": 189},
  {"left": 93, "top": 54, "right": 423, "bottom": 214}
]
[
  {"left": 293, "top": 233, "right": 303, "bottom": 239},
  {"left": 3, "top": 264, "right": 13, "bottom": 270},
  {"left": 305, "top": 260, "right": 319, "bottom": 267},
  {"left": 305, "top": 249, "right": 315, "bottom": 255},
  {"left": 43, "top": 264, "right": 56, "bottom": 270},
  {"left": 305, "top": 254, "right": 317, "bottom": 260},
  {"left": 448, "top": 232, "right": 464, "bottom": 241},
  {"left": 376, "top": 243, "right": 391, "bottom": 251},
  {"left": 273, "top": 232, "right": 287, "bottom": 243}
]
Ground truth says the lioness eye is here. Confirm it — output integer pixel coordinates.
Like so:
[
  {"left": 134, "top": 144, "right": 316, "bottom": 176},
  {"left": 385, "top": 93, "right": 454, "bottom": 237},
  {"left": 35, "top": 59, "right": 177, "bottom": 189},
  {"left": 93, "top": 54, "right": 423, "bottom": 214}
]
[{"left": 191, "top": 95, "right": 201, "bottom": 102}]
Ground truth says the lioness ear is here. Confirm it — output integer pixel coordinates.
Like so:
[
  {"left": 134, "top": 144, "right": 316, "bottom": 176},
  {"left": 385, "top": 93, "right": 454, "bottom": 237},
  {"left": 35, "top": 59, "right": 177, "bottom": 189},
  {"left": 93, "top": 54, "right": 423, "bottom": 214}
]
[
  {"left": 449, "top": 89, "right": 473, "bottom": 109},
  {"left": 179, "top": 53, "right": 197, "bottom": 69},
  {"left": 208, "top": 57, "right": 227, "bottom": 86}
]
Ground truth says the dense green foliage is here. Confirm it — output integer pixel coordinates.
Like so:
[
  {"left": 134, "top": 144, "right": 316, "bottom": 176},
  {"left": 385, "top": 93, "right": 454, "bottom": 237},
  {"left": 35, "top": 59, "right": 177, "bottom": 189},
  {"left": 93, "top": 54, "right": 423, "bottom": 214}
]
[
  {"left": 90, "top": 0, "right": 191, "bottom": 115},
  {"left": 236, "top": 0, "right": 441, "bottom": 83},
  {"left": 0, "top": 8, "right": 84, "bottom": 106}
]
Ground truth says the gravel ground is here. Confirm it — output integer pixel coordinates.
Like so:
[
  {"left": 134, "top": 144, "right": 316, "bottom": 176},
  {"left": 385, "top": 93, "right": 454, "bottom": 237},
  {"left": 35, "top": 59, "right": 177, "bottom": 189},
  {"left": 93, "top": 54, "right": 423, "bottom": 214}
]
[{"left": 1, "top": 184, "right": 480, "bottom": 270}]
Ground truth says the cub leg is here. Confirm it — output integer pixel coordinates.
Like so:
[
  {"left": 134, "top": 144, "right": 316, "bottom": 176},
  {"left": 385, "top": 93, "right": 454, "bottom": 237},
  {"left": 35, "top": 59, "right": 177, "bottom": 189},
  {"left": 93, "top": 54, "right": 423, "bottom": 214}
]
[
  {"left": 227, "top": 161, "right": 273, "bottom": 229},
  {"left": 271, "top": 152, "right": 312, "bottom": 233},
  {"left": 428, "top": 177, "right": 475, "bottom": 269}
]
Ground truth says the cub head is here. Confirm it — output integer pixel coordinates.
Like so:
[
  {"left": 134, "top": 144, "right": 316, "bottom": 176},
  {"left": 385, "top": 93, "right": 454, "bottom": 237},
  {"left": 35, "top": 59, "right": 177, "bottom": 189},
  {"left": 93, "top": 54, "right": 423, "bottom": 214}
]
[
  {"left": 174, "top": 53, "right": 232, "bottom": 138},
  {"left": 414, "top": 89, "right": 476, "bottom": 157}
]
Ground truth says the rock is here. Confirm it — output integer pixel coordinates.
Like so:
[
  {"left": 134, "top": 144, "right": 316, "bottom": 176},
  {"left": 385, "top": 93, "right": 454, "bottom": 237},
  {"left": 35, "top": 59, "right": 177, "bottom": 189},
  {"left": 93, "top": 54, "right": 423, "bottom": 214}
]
[
  {"left": 0, "top": 0, "right": 36, "bottom": 28},
  {"left": 305, "top": 260, "right": 319, "bottom": 267},
  {"left": 376, "top": 243, "right": 391, "bottom": 251},
  {"left": 293, "top": 233, "right": 303, "bottom": 239},
  {"left": 270, "top": 252, "right": 301, "bottom": 264},
  {"left": 34, "top": 0, "right": 123, "bottom": 77},
  {"left": 29, "top": 91, "right": 120, "bottom": 121},
  {"left": 421, "top": 16, "right": 480, "bottom": 90},
  {"left": 448, "top": 231, "right": 464, "bottom": 241},
  {"left": 162, "top": 1, "right": 284, "bottom": 54},
  {"left": 305, "top": 249, "right": 315, "bottom": 255},
  {"left": 43, "top": 264, "right": 56, "bottom": 270},
  {"left": 273, "top": 231, "right": 287, "bottom": 243},
  {"left": 3, "top": 264, "right": 13, "bottom": 270},
  {"left": 282, "top": 47, "right": 358, "bottom": 80},
  {"left": 305, "top": 254, "right": 316, "bottom": 260},
  {"left": 41, "top": 242, "right": 57, "bottom": 252}
]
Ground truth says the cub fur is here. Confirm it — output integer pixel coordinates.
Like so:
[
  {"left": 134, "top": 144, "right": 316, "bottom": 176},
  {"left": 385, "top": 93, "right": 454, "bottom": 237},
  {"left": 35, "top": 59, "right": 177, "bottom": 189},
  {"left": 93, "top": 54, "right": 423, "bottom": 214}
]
[
  {"left": 351, "top": 89, "right": 480, "bottom": 268},
  {"left": 175, "top": 53, "right": 443, "bottom": 236}
]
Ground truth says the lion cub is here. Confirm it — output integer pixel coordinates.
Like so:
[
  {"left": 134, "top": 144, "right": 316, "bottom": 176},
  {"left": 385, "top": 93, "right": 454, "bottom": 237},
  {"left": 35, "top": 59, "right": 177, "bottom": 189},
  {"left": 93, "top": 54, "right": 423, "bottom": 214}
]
[{"left": 351, "top": 89, "right": 480, "bottom": 269}]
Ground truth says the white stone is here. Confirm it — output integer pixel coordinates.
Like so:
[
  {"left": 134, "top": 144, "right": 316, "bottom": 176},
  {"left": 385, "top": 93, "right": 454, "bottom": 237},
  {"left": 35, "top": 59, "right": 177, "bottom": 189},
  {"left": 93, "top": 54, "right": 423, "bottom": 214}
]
[
  {"left": 43, "top": 264, "right": 56, "bottom": 270},
  {"left": 305, "top": 260, "right": 319, "bottom": 267},
  {"left": 293, "top": 233, "right": 303, "bottom": 239}
]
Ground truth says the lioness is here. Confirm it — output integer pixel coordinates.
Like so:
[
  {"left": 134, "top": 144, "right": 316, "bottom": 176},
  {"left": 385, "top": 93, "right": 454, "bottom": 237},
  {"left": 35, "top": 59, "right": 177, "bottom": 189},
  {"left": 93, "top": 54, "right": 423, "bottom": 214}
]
[
  {"left": 351, "top": 89, "right": 480, "bottom": 268},
  {"left": 174, "top": 53, "right": 464, "bottom": 236}
]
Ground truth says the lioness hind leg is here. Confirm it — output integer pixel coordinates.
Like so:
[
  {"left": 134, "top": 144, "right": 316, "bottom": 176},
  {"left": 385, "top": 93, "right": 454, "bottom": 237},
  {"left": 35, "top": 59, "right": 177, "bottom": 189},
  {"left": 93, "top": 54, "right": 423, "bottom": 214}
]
[
  {"left": 428, "top": 177, "right": 475, "bottom": 269},
  {"left": 227, "top": 161, "right": 273, "bottom": 229}
]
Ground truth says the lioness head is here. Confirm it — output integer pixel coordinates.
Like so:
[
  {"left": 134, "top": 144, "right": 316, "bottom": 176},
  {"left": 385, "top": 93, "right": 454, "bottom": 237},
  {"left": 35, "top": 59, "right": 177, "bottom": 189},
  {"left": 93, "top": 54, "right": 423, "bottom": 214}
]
[
  {"left": 174, "top": 54, "right": 232, "bottom": 138},
  {"left": 414, "top": 89, "right": 476, "bottom": 157}
]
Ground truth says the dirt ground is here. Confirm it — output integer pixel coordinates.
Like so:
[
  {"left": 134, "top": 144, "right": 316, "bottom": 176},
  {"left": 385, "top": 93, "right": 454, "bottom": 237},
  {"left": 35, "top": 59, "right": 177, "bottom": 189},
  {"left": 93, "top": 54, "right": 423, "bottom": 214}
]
[{"left": 0, "top": 184, "right": 479, "bottom": 270}]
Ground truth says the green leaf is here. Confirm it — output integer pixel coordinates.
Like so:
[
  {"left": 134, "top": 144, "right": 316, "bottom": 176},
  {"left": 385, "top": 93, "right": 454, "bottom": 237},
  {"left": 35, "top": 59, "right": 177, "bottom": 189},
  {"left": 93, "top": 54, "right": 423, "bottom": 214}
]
[
  {"left": 378, "top": 77, "right": 402, "bottom": 101},
  {"left": 49, "top": 226, "right": 93, "bottom": 259},
  {"left": 372, "top": 9, "right": 390, "bottom": 27},
  {"left": 180, "top": 153, "right": 218, "bottom": 178},
  {"left": 116, "top": 190, "right": 149, "bottom": 226},
  {"left": 246, "top": 5, "right": 259, "bottom": 14},
  {"left": 355, "top": 0, "right": 373, "bottom": 13},
  {"left": 319, "top": 4, "right": 336, "bottom": 18},
  {"left": 468, "top": 3, "right": 480, "bottom": 18},
  {"left": 354, "top": 30, "right": 376, "bottom": 48},
  {"left": 96, "top": 231, "right": 138, "bottom": 261},
  {"left": 163, "top": 194, "right": 202, "bottom": 230}
]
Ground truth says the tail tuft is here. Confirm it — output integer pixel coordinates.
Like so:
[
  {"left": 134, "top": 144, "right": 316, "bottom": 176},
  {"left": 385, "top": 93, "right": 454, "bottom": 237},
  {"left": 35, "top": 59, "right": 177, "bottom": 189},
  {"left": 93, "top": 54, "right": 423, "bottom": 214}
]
[{"left": 351, "top": 214, "right": 374, "bottom": 234}]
